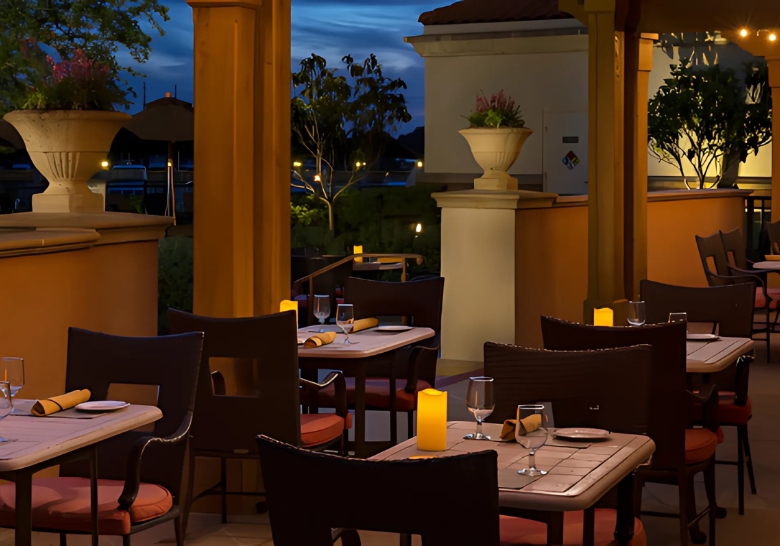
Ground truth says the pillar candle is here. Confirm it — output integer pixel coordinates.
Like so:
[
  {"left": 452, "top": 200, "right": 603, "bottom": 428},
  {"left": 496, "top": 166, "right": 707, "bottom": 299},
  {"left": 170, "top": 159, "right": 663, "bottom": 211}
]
[
  {"left": 353, "top": 245, "right": 363, "bottom": 263},
  {"left": 280, "top": 300, "right": 298, "bottom": 326},
  {"left": 593, "top": 307, "right": 613, "bottom": 326},
  {"left": 417, "top": 388, "right": 448, "bottom": 451}
]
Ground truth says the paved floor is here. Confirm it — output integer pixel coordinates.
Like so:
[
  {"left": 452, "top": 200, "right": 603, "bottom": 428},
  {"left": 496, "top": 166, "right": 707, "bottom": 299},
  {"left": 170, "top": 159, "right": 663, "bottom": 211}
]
[{"left": 2, "top": 344, "right": 777, "bottom": 545}]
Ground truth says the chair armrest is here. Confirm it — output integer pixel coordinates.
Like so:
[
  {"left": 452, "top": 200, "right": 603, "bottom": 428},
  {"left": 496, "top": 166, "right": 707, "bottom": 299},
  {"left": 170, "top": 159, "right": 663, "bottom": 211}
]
[
  {"left": 211, "top": 370, "right": 226, "bottom": 396},
  {"left": 734, "top": 354, "right": 753, "bottom": 407},
  {"left": 299, "top": 372, "right": 347, "bottom": 419},
  {"left": 117, "top": 412, "right": 193, "bottom": 510},
  {"left": 687, "top": 384, "right": 719, "bottom": 433},
  {"left": 403, "top": 346, "right": 439, "bottom": 394}
]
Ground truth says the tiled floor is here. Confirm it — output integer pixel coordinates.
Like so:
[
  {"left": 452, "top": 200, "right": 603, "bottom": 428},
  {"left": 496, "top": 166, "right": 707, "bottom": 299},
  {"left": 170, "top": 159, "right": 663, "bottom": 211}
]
[{"left": 4, "top": 346, "right": 779, "bottom": 545}]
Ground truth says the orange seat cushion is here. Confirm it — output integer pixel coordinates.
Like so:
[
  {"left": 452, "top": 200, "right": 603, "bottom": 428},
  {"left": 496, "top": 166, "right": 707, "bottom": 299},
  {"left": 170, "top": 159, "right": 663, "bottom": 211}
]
[
  {"left": 718, "top": 394, "right": 752, "bottom": 425},
  {"left": 499, "top": 509, "right": 646, "bottom": 545},
  {"left": 685, "top": 428, "right": 719, "bottom": 464},
  {"left": 754, "top": 287, "right": 780, "bottom": 309},
  {"left": 0, "top": 478, "right": 171, "bottom": 535},
  {"left": 716, "top": 427, "right": 725, "bottom": 444},
  {"left": 300, "top": 413, "right": 352, "bottom": 447},
  {"left": 318, "top": 378, "right": 432, "bottom": 412}
]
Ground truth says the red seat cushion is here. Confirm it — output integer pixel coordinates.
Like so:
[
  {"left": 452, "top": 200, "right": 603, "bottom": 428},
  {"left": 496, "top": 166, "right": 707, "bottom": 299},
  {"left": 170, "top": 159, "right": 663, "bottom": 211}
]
[
  {"left": 499, "top": 509, "right": 646, "bottom": 545},
  {"left": 0, "top": 478, "right": 171, "bottom": 535},
  {"left": 716, "top": 427, "right": 725, "bottom": 444},
  {"left": 754, "top": 287, "right": 780, "bottom": 309},
  {"left": 685, "top": 428, "right": 718, "bottom": 464},
  {"left": 300, "top": 413, "right": 352, "bottom": 447},
  {"left": 718, "top": 393, "right": 752, "bottom": 425},
  {"left": 318, "top": 378, "right": 432, "bottom": 412}
]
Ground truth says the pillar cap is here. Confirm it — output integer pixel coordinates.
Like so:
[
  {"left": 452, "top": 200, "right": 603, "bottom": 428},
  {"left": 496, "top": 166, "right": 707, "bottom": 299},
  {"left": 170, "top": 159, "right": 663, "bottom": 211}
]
[{"left": 433, "top": 189, "right": 558, "bottom": 210}]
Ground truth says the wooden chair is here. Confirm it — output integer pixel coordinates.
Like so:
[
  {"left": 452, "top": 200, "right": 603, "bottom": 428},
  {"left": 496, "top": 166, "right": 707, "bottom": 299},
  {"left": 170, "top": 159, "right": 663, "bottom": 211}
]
[
  {"left": 256, "top": 435, "right": 500, "bottom": 546},
  {"left": 315, "top": 276, "right": 445, "bottom": 444},
  {"left": 541, "top": 318, "right": 719, "bottom": 546},
  {"left": 0, "top": 328, "right": 204, "bottom": 546},
  {"left": 765, "top": 220, "right": 780, "bottom": 255},
  {"left": 167, "top": 309, "right": 351, "bottom": 534},
  {"left": 484, "top": 342, "right": 651, "bottom": 545},
  {"left": 696, "top": 231, "right": 774, "bottom": 359},
  {"left": 641, "top": 279, "right": 757, "bottom": 515}
]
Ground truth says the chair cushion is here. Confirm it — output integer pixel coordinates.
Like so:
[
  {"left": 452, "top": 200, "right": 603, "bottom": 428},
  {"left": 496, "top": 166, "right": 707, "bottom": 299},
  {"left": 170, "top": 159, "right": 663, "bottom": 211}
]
[
  {"left": 685, "top": 428, "right": 719, "bottom": 464},
  {"left": 754, "top": 287, "right": 780, "bottom": 309},
  {"left": 317, "top": 378, "right": 433, "bottom": 412},
  {"left": 300, "top": 413, "right": 352, "bottom": 447},
  {"left": 718, "top": 394, "right": 752, "bottom": 425},
  {"left": 499, "top": 509, "right": 646, "bottom": 545},
  {"left": 716, "top": 427, "right": 725, "bottom": 444},
  {"left": 0, "top": 477, "right": 171, "bottom": 535}
]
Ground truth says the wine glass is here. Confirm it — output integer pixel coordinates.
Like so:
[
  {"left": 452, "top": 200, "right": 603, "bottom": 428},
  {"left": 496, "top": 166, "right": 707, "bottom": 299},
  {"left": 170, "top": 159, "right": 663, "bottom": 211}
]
[
  {"left": 336, "top": 304, "right": 357, "bottom": 344},
  {"left": 2, "top": 358, "right": 24, "bottom": 399},
  {"left": 0, "top": 381, "right": 13, "bottom": 443},
  {"left": 313, "top": 295, "right": 331, "bottom": 330},
  {"left": 515, "top": 404, "right": 553, "bottom": 476},
  {"left": 627, "top": 301, "right": 646, "bottom": 327},
  {"left": 464, "top": 377, "right": 495, "bottom": 440}
]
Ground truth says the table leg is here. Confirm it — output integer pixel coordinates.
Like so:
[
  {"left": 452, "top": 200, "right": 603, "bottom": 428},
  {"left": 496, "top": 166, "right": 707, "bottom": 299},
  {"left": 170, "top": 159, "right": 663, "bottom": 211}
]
[
  {"left": 583, "top": 506, "right": 595, "bottom": 546},
  {"left": 89, "top": 447, "right": 99, "bottom": 546},
  {"left": 547, "top": 512, "right": 563, "bottom": 545},
  {"left": 355, "top": 366, "right": 367, "bottom": 458},
  {"left": 15, "top": 470, "right": 32, "bottom": 546},
  {"left": 614, "top": 473, "right": 636, "bottom": 545}
]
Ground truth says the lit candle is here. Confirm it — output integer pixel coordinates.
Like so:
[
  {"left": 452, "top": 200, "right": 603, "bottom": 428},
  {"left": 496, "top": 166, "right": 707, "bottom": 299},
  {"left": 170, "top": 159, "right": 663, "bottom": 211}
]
[
  {"left": 417, "top": 388, "right": 448, "bottom": 451},
  {"left": 353, "top": 245, "right": 363, "bottom": 263},
  {"left": 594, "top": 307, "right": 613, "bottom": 326},
  {"left": 280, "top": 300, "right": 298, "bottom": 326}
]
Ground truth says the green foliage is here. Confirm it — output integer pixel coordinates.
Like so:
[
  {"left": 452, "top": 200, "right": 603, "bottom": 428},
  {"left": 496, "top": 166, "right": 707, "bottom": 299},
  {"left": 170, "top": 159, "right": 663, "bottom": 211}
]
[
  {"left": 648, "top": 60, "right": 772, "bottom": 189},
  {"left": 0, "top": 0, "right": 169, "bottom": 114},
  {"left": 291, "top": 195, "right": 327, "bottom": 226},
  {"left": 465, "top": 90, "right": 524, "bottom": 129},
  {"left": 291, "top": 53, "right": 412, "bottom": 231},
  {"left": 158, "top": 236, "right": 193, "bottom": 333}
]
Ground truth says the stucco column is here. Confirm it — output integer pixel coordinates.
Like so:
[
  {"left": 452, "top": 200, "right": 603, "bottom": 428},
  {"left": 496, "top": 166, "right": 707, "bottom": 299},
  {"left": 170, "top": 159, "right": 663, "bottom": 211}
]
[
  {"left": 187, "top": 0, "right": 290, "bottom": 319},
  {"left": 769, "top": 59, "right": 780, "bottom": 218}
]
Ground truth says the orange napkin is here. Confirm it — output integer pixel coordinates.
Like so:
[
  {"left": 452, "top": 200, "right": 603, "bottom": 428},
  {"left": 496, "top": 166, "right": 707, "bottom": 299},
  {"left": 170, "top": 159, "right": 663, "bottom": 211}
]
[
  {"left": 352, "top": 318, "right": 379, "bottom": 333},
  {"left": 304, "top": 332, "right": 337, "bottom": 348},
  {"left": 32, "top": 389, "right": 91, "bottom": 417},
  {"left": 499, "top": 414, "right": 542, "bottom": 442}
]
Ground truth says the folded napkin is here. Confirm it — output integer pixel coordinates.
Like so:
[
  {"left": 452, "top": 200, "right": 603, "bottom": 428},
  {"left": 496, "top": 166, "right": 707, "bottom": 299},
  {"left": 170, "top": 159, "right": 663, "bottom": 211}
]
[
  {"left": 304, "top": 332, "right": 337, "bottom": 348},
  {"left": 351, "top": 317, "right": 379, "bottom": 333},
  {"left": 31, "top": 389, "right": 91, "bottom": 417},
  {"left": 500, "top": 414, "right": 542, "bottom": 442}
]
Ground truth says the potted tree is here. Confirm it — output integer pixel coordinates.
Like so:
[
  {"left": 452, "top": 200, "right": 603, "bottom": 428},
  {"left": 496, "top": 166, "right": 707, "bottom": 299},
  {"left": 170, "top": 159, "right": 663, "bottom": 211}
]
[{"left": 459, "top": 91, "right": 533, "bottom": 191}]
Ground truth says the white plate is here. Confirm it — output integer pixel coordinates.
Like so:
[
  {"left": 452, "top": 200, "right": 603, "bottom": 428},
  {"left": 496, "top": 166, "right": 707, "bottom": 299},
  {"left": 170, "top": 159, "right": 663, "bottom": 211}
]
[
  {"left": 75, "top": 401, "right": 129, "bottom": 412},
  {"left": 554, "top": 428, "right": 610, "bottom": 440},
  {"left": 374, "top": 325, "right": 413, "bottom": 332},
  {"left": 687, "top": 334, "right": 720, "bottom": 342}
]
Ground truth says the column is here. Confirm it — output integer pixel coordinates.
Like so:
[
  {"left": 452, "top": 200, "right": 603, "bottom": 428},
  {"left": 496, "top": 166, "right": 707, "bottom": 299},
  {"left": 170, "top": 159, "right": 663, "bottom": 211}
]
[{"left": 769, "top": 59, "right": 780, "bottom": 218}]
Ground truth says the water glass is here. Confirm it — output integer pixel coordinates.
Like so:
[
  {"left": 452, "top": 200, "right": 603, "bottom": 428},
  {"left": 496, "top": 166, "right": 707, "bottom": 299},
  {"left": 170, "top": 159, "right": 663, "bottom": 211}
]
[
  {"left": 313, "top": 295, "right": 331, "bottom": 328},
  {"left": 464, "top": 377, "right": 495, "bottom": 440},
  {"left": 0, "top": 381, "right": 12, "bottom": 443},
  {"left": 336, "top": 304, "right": 357, "bottom": 344},
  {"left": 2, "top": 357, "right": 24, "bottom": 398},
  {"left": 669, "top": 312, "right": 688, "bottom": 324},
  {"left": 515, "top": 404, "right": 554, "bottom": 476},
  {"left": 627, "top": 301, "right": 646, "bottom": 327}
]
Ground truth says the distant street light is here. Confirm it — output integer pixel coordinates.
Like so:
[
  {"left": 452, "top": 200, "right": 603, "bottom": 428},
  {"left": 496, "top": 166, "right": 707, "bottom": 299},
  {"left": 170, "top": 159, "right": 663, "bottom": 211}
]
[
  {"left": 101, "top": 160, "right": 109, "bottom": 169},
  {"left": 417, "top": 160, "right": 423, "bottom": 168},
  {"left": 293, "top": 161, "right": 302, "bottom": 167}
]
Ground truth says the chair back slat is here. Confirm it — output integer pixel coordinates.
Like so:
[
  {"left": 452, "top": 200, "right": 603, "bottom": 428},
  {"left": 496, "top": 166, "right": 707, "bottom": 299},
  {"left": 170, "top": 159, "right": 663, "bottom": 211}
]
[
  {"left": 168, "top": 309, "right": 301, "bottom": 452},
  {"left": 484, "top": 343, "right": 651, "bottom": 436},
  {"left": 720, "top": 228, "right": 748, "bottom": 270},
  {"left": 541, "top": 317, "right": 686, "bottom": 471},
  {"left": 256, "top": 436, "right": 500, "bottom": 546},
  {"left": 695, "top": 232, "right": 731, "bottom": 285}
]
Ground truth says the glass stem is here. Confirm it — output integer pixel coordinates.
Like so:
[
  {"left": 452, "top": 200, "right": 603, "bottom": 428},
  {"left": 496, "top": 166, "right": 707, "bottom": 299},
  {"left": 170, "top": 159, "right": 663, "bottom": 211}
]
[
  {"left": 476, "top": 418, "right": 483, "bottom": 437},
  {"left": 529, "top": 450, "right": 536, "bottom": 470}
]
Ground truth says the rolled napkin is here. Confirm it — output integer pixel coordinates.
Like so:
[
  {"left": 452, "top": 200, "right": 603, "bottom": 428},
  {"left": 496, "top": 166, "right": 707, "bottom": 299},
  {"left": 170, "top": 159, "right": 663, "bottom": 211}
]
[
  {"left": 499, "top": 414, "right": 542, "bottom": 442},
  {"left": 31, "top": 389, "right": 91, "bottom": 417},
  {"left": 304, "top": 332, "right": 337, "bottom": 348},
  {"left": 351, "top": 317, "right": 379, "bottom": 333}
]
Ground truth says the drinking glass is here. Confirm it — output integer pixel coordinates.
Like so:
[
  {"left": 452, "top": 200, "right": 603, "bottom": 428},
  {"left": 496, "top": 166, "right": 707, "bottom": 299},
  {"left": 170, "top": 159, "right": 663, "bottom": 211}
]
[
  {"left": 515, "top": 404, "right": 554, "bottom": 476},
  {"left": 669, "top": 312, "right": 688, "bottom": 324},
  {"left": 336, "top": 304, "right": 357, "bottom": 344},
  {"left": 0, "top": 381, "right": 13, "bottom": 443},
  {"left": 2, "top": 357, "right": 24, "bottom": 398},
  {"left": 627, "top": 301, "right": 646, "bottom": 327},
  {"left": 464, "top": 377, "right": 495, "bottom": 440},
  {"left": 313, "top": 295, "right": 331, "bottom": 329}
]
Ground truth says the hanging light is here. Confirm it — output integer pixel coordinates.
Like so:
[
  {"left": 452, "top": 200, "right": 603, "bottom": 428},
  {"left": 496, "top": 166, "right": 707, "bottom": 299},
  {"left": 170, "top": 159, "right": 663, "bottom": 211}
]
[
  {"left": 740, "top": 28, "right": 749, "bottom": 37},
  {"left": 770, "top": 33, "right": 778, "bottom": 42}
]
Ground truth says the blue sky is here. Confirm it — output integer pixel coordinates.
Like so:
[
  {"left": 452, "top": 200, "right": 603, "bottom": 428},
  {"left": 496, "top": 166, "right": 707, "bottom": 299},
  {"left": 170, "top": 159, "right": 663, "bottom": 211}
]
[{"left": 125, "top": 0, "right": 447, "bottom": 132}]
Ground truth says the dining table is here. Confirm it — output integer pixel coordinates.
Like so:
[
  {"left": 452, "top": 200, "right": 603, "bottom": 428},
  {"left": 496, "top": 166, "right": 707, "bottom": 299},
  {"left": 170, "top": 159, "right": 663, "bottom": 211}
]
[
  {"left": 372, "top": 421, "right": 656, "bottom": 545},
  {"left": 749, "top": 261, "right": 780, "bottom": 270},
  {"left": 1, "top": 401, "right": 162, "bottom": 546},
  {"left": 686, "top": 336, "right": 754, "bottom": 378},
  {"left": 298, "top": 324, "right": 435, "bottom": 458}
]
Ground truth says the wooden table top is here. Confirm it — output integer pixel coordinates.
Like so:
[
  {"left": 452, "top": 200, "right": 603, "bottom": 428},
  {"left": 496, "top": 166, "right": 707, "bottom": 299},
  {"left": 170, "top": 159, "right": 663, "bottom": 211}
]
[
  {"left": 751, "top": 261, "right": 780, "bottom": 270},
  {"left": 298, "top": 325, "right": 434, "bottom": 359},
  {"left": 372, "top": 421, "right": 655, "bottom": 511},
  {"left": 0, "top": 402, "right": 162, "bottom": 472},
  {"left": 686, "top": 336, "right": 753, "bottom": 373}
]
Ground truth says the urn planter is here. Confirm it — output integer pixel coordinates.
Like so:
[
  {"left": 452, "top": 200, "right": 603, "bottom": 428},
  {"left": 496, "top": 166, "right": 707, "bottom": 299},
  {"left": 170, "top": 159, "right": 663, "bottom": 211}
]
[
  {"left": 4, "top": 110, "right": 131, "bottom": 213},
  {"left": 459, "top": 127, "right": 533, "bottom": 191}
]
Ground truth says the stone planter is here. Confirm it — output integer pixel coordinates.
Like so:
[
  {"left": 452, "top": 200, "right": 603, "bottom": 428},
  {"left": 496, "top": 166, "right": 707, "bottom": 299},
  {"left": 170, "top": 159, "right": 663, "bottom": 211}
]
[
  {"left": 3, "top": 110, "right": 131, "bottom": 213},
  {"left": 459, "top": 127, "right": 533, "bottom": 190}
]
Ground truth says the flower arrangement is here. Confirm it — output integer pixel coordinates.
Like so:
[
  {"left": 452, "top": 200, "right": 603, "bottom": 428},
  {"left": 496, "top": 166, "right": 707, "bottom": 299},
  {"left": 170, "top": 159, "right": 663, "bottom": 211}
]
[
  {"left": 20, "top": 47, "right": 127, "bottom": 111},
  {"left": 465, "top": 90, "right": 525, "bottom": 129}
]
